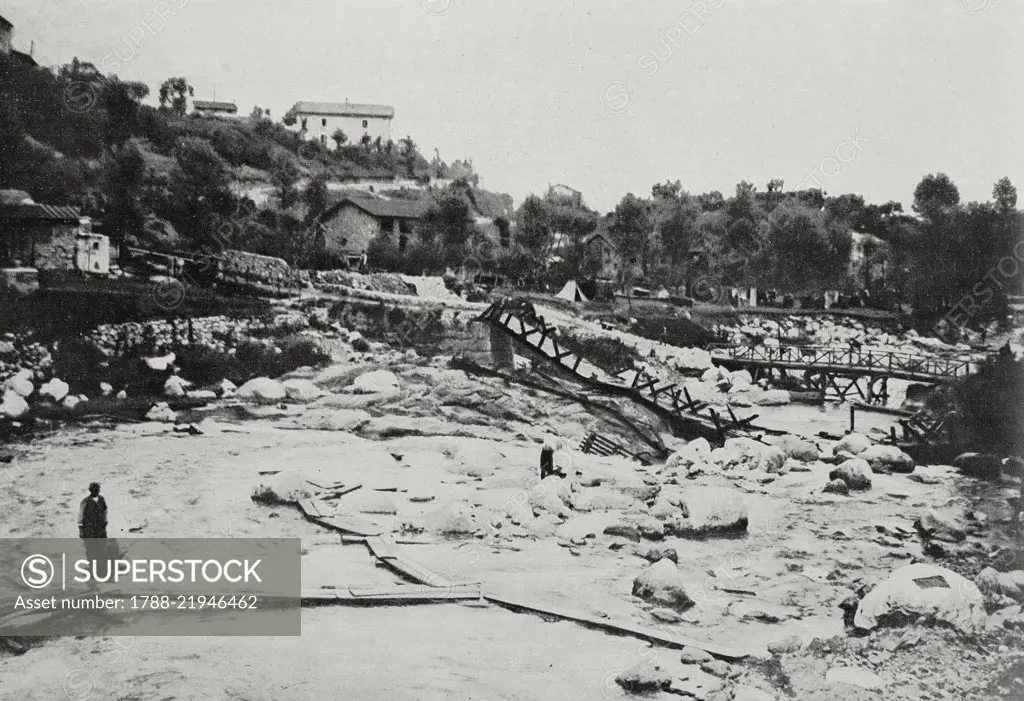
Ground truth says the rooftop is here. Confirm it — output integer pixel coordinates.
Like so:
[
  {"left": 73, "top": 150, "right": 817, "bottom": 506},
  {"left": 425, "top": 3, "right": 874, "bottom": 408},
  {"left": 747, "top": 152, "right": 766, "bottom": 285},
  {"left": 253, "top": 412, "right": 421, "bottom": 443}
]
[
  {"left": 0, "top": 15, "right": 12, "bottom": 30},
  {"left": 193, "top": 100, "right": 237, "bottom": 112},
  {"left": 332, "top": 195, "right": 428, "bottom": 219},
  {"left": 290, "top": 101, "right": 395, "bottom": 119},
  {"left": 0, "top": 203, "right": 81, "bottom": 222}
]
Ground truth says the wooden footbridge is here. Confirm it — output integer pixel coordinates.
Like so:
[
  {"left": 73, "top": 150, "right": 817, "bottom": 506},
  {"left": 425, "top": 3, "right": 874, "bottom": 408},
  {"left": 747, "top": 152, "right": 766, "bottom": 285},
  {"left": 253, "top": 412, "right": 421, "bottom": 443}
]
[
  {"left": 479, "top": 299, "right": 772, "bottom": 443},
  {"left": 709, "top": 343, "right": 981, "bottom": 405}
]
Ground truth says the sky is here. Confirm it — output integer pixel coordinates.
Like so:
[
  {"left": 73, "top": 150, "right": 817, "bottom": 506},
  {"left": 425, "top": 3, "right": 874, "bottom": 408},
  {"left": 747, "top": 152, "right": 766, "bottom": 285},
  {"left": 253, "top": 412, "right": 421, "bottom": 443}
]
[{"left": 4, "top": 0, "right": 1022, "bottom": 213}]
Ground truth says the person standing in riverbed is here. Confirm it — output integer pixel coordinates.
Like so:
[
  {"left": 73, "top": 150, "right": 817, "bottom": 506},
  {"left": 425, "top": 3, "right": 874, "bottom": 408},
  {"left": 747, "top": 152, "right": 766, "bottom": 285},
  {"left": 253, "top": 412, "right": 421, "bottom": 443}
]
[{"left": 79, "top": 483, "right": 109, "bottom": 579}]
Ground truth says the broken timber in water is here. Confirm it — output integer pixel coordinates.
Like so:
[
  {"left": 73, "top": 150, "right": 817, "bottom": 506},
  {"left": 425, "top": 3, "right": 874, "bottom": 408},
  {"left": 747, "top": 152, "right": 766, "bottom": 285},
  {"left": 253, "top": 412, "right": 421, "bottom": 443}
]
[{"left": 478, "top": 298, "right": 776, "bottom": 444}]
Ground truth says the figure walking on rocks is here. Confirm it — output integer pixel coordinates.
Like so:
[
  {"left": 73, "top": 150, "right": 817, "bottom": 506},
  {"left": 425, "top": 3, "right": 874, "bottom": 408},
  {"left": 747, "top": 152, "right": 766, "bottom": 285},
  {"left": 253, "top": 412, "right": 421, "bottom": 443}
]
[{"left": 540, "top": 443, "right": 564, "bottom": 480}]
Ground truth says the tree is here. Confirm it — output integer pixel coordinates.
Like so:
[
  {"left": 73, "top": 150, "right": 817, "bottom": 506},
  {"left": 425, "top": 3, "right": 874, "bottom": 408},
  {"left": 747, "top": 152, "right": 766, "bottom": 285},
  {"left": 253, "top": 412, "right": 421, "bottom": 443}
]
[
  {"left": 912, "top": 172, "right": 960, "bottom": 222},
  {"left": 993, "top": 176, "right": 1018, "bottom": 214},
  {"left": 103, "top": 143, "right": 148, "bottom": 241},
  {"left": 698, "top": 191, "right": 725, "bottom": 212},
  {"left": 399, "top": 135, "right": 418, "bottom": 178},
  {"left": 767, "top": 203, "right": 851, "bottom": 293},
  {"left": 270, "top": 156, "right": 300, "bottom": 210},
  {"left": 651, "top": 179, "right": 682, "bottom": 200},
  {"left": 102, "top": 78, "right": 149, "bottom": 147},
  {"left": 416, "top": 189, "right": 472, "bottom": 264},
  {"left": 165, "top": 137, "right": 234, "bottom": 249},
  {"left": 158, "top": 77, "right": 194, "bottom": 115},
  {"left": 609, "top": 193, "right": 653, "bottom": 288},
  {"left": 250, "top": 105, "right": 263, "bottom": 119},
  {"left": 515, "top": 194, "right": 550, "bottom": 258},
  {"left": 331, "top": 128, "right": 348, "bottom": 149},
  {"left": 303, "top": 172, "right": 329, "bottom": 225},
  {"left": 360, "top": 133, "right": 372, "bottom": 149}
]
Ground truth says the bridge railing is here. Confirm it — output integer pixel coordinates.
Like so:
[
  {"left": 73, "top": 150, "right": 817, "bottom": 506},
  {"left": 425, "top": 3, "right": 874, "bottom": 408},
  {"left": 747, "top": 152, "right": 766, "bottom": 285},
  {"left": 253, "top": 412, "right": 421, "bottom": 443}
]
[{"left": 708, "top": 343, "right": 976, "bottom": 379}]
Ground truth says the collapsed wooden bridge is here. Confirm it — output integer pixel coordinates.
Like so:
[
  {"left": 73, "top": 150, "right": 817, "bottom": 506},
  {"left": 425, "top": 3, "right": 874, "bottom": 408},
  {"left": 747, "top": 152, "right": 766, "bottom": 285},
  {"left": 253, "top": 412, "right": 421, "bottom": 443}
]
[
  {"left": 478, "top": 299, "right": 770, "bottom": 444},
  {"left": 709, "top": 343, "right": 981, "bottom": 405}
]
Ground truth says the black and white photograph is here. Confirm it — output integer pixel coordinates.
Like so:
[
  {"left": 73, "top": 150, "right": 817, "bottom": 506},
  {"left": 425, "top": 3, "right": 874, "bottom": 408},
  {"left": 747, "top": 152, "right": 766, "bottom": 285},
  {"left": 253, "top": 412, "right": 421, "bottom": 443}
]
[{"left": 0, "top": 0, "right": 1022, "bottom": 698}]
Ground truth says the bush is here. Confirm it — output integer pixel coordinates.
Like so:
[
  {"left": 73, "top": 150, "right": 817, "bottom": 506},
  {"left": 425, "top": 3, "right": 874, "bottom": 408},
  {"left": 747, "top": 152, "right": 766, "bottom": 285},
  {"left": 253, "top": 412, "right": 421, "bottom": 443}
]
[{"left": 558, "top": 333, "right": 638, "bottom": 376}]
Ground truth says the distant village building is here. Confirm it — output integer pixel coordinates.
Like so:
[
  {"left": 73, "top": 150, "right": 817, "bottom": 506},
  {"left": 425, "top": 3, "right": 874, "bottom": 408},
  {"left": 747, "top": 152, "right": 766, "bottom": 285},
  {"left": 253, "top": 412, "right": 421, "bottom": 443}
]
[
  {"left": 548, "top": 183, "right": 583, "bottom": 205},
  {"left": 0, "top": 14, "right": 38, "bottom": 67},
  {"left": 0, "top": 190, "right": 103, "bottom": 272},
  {"left": 191, "top": 100, "right": 239, "bottom": 118},
  {"left": 583, "top": 232, "right": 620, "bottom": 281},
  {"left": 285, "top": 101, "right": 395, "bottom": 149},
  {"left": 849, "top": 231, "right": 889, "bottom": 288},
  {"left": 318, "top": 196, "right": 429, "bottom": 265}
]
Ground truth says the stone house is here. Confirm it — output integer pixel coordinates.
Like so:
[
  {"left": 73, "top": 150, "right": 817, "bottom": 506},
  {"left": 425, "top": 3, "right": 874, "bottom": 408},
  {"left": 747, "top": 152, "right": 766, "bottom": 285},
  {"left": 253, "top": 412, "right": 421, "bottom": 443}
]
[
  {"left": 285, "top": 101, "right": 395, "bottom": 149},
  {"left": 318, "top": 196, "right": 429, "bottom": 265},
  {"left": 582, "top": 231, "right": 621, "bottom": 281},
  {"left": 0, "top": 190, "right": 86, "bottom": 270}
]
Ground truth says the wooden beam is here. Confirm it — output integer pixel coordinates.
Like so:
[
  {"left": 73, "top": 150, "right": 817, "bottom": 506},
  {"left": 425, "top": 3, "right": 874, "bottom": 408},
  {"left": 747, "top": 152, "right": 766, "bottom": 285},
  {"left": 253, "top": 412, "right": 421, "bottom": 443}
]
[{"left": 484, "top": 592, "right": 758, "bottom": 661}]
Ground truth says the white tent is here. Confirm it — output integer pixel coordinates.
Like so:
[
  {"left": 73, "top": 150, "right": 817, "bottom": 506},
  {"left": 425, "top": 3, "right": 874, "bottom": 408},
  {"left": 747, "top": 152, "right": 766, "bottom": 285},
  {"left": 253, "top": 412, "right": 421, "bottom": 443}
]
[{"left": 556, "top": 280, "right": 588, "bottom": 303}]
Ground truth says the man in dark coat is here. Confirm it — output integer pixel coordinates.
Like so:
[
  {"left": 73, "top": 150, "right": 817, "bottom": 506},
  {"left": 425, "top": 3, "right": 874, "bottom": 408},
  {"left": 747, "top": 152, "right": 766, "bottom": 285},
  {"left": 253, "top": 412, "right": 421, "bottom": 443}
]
[{"left": 79, "top": 483, "right": 109, "bottom": 580}]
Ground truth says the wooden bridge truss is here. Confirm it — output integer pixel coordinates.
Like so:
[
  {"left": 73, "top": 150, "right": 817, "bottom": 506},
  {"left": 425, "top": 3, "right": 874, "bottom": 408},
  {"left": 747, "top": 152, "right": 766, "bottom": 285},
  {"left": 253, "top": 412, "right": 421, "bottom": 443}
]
[{"left": 479, "top": 299, "right": 765, "bottom": 443}]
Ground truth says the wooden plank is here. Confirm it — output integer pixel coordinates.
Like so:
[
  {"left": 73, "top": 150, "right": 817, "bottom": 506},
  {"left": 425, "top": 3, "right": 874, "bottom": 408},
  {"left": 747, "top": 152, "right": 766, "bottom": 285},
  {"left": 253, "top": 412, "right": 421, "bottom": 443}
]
[
  {"left": 484, "top": 592, "right": 758, "bottom": 661},
  {"left": 301, "top": 589, "right": 478, "bottom": 606},
  {"left": 349, "top": 584, "right": 479, "bottom": 598},
  {"left": 297, "top": 498, "right": 323, "bottom": 519},
  {"left": 366, "top": 536, "right": 478, "bottom": 588},
  {"left": 311, "top": 514, "right": 382, "bottom": 537},
  {"left": 365, "top": 535, "right": 401, "bottom": 560}
]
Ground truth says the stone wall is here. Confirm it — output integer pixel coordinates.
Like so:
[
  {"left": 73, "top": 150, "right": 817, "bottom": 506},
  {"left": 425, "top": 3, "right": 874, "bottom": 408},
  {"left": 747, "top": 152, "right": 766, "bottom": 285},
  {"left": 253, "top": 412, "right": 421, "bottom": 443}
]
[
  {"left": 322, "top": 205, "right": 379, "bottom": 259},
  {"left": 32, "top": 224, "right": 78, "bottom": 271}
]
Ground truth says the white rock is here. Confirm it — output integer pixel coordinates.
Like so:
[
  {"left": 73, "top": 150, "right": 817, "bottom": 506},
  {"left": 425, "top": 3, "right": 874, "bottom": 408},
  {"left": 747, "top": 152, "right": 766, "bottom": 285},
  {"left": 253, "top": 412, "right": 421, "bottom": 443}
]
[
  {"left": 186, "top": 390, "right": 217, "bottom": 400},
  {"left": 320, "top": 409, "right": 372, "bottom": 431},
  {"left": 835, "top": 433, "right": 872, "bottom": 456},
  {"left": 99, "top": 382, "right": 114, "bottom": 396},
  {"left": 632, "top": 559, "right": 694, "bottom": 609},
  {"left": 237, "top": 377, "right": 287, "bottom": 404},
  {"left": 826, "top": 667, "right": 884, "bottom": 690},
  {"left": 0, "top": 390, "right": 30, "bottom": 418},
  {"left": 283, "top": 379, "right": 323, "bottom": 403},
  {"left": 673, "top": 486, "right": 748, "bottom": 536},
  {"left": 251, "top": 471, "right": 312, "bottom": 504},
  {"left": 352, "top": 370, "right": 400, "bottom": 394},
  {"left": 860, "top": 444, "right": 915, "bottom": 474},
  {"left": 3, "top": 373, "right": 33, "bottom": 398},
  {"left": 163, "top": 375, "right": 190, "bottom": 397},
  {"left": 145, "top": 402, "right": 177, "bottom": 423},
  {"left": 854, "top": 563, "right": 986, "bottom": 634},
  {"left": 61, "top": 395, "right": 83, "bottom": 410}
]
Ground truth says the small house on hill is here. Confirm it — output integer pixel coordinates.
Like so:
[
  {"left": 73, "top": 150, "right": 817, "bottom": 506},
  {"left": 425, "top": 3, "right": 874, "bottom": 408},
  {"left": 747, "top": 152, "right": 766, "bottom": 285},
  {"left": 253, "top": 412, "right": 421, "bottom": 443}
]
[
  {"left": 286, "top": 100, "right": 395, "bottom": 149},
  {"left": 191, "top": 100, "right": 239, "bottom": 118},
  {"left": 0, "top": 14, "right": 38, "bottom": 67}
]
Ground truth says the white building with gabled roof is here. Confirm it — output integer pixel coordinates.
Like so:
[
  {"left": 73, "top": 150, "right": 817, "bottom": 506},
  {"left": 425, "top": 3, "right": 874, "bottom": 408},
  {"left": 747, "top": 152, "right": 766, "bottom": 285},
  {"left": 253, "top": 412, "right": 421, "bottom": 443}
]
[{"left": 284, "top": 100, "right": 395, "bottom": 149}]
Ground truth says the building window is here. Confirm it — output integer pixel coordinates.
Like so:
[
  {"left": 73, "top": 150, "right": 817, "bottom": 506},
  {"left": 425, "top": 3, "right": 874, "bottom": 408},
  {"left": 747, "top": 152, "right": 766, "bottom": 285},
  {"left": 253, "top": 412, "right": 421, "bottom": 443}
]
[
  {"left": 322, "top": 118, "right": 327, "bottom": 127},
  {"left": 380, "top": 218, "right": 394, "bottom": 233},
  {"left": 320, "top": 135, "right": 326, "bottom": 144},
  {"left": 362, "top": 120, "right": 368, "bottom": 128},
  {"left": 399, "top": 218, "right": 413, "bottom": 234}
]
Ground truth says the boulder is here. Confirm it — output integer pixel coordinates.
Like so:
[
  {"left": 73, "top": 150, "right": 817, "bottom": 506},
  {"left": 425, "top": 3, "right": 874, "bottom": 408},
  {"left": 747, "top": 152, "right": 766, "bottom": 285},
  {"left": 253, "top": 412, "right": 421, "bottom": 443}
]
[
  {"left": 764, "top": 434, "right": 818, "bottom": 463},
  {"left": 679, "top": 646, "right": 713, "bottom": 664},
  {"left": 700, "top": 660, "right": 733, "bottom": 679},
  {"left": 767, "top": 634, "right": 802, "bottom": 655},
  {"left": 251, "top": 471, "right": 312, "bottom": 504},
  {"left": 732, "top": 687, "right": 778, "bottom": 701},
  {"left": 835, "top": 433, "right": 872, "bottom": 456},
  {"left": 730, "top": 369, "right": 753, "bottom": 385},
  {"left": 320, "top": 409, "right": 372, "bottom": 432},
  {"left": 673, "top": 486, "right": 748, "bottom": 536},
  {"left": 163, "top": 375, "right": 190, "bottom": 397},
  {"left": 237, "top": 377, "right": 287, "bottom": 404},
  {"left": 144, "top": 402, "right": 177, "bottom": 423},
  {"left": 829, "top": 459, "right": 872, "bottom": 491},
  {"left": 632, "top": 559, "right": 695, "bottom": 610},
  {"left": 614, "top": 660, "right": 672, "bottom": 694},
  {"left": 604, "top": 523, "right": 641, "bottom": 542},
  {"left": 99, "top": 382, "right": 113, "bottom": 396},
  {"left": 756, "top": 446, "right": 787, "bottom": 473},
  {"left": 348, "top": 331, "right": 371, "bottom": 352},
  {"left": 283, "top": 379, "right": 323, "bottom": 403},
  {"left": 0, "top": 390, "right": 30, "bottom": 419},
  {"left": 39, "top": 377, "right": 70, "bottom": 402},
  {"left": 186, "top": 390, "right": 217, "bottom": 400},
  {"left": 756, "top": 389, "right": 791, "bottom": 406},
  {"left": 352, "top": 370, "right": 400, "bottom": 394},
  {"left": 3, "top": 373, "right": 33, "bottom": 398},
  {"left": 976, "top": 567, "right": 1024, "bottom": 601},
  {"left": 823, "top": 479, "right": 850, "bottom": 496},
  {"left": 61, "top": 395, "right": 84, "bottom": 411},
  {"left": 854, "top": 563, "right": 986, "bottom": 634},
  {"left": 666, "top": 438, "right": 712, "bottom": 468},
  {"left": 648, "top": 499, "right": 678, "bottom": 520},
  {"left": 644, "top": 547, "right": 678, "bottom": 564},
  {"left": 860, "top": 445, "right": 915, "bottom": 474},
  {"left": 914, "top": 510, "right": 966, "bottom": 543},
  {"left": 219, "top": 379, "right": 238, "bottom": 396},
  {"left": 953, "top": 452, "right": 1003, "bottom": 480}
]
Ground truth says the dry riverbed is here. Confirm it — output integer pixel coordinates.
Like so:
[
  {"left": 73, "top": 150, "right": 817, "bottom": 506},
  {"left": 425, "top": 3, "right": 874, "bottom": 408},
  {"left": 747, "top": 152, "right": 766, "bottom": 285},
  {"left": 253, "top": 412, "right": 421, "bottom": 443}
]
[{"left": 0, "top": 351, "right": 1022, "bottom": 700}]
